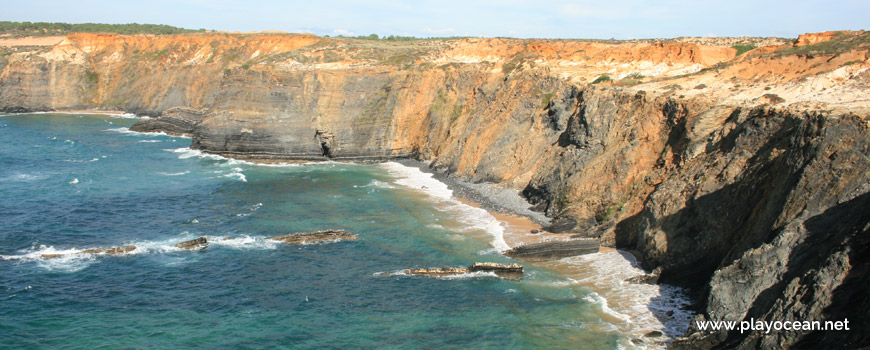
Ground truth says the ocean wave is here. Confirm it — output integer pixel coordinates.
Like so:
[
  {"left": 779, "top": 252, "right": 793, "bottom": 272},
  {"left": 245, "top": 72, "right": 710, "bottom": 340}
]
[
  {"left": 138, "top": 140, "right": 163, "bottom": 143},
  {"left": 10, "top": 111, "right": 146, "bottom": 119},
  {"left": 0, "top": 234, "right": 284, "bottom": 272},
  {"left": 380, "top": 162, "right": 510, "bottom": 253},
  {"left": 372, "top": 269, "right": 499, "bottom": 279},
  {"left": 236, "top": 202, "right": 262, "bottom": 217},
  {"left": 2, "top": 173, "right": 48, "bottom": 182},
  {"left": 157, "top": 170, "right": 190, "bottom": 176},
  {"left": 557, "top": 250, "right": 694, "bottom": 344},
  {"left": 224, "top": 167, "right": 247, "bottom": 182},
  {"left": 353, "top": 179, "right": 396, "bottom": 189},
  {"left": 210, "top": 235, "right": 277, "bottom": 250},
  {"left": 106, "top": 127, "right": 189, "bottom": 138}
]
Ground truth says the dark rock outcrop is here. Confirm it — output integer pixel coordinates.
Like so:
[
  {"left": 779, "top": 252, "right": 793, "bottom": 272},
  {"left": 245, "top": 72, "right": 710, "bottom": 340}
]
[
  {"left": 175, "top": 237, "right": 207, "bottom": 249},
  {"left": 130, "top": 107, "right": 207, "bottom": 136},
  {"left": 505, "top": 239, "right": 600, "bottom": 261},
  {"left": 270, "top": 230, "right": 358, "bottom": 244},
  {"left": 625, "top": 266, "right": 662, "bottom": 285}
]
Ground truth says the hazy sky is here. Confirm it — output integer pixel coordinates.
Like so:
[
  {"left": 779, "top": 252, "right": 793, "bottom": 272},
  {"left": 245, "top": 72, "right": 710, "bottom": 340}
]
[{"left": 3, "top": 0, "right": 868, "bottom": 39}]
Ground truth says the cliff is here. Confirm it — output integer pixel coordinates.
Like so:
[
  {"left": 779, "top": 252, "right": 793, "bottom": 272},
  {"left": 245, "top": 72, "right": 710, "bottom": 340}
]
[{"left": 1, "top": 31, "right": 868, "bottom": 349}]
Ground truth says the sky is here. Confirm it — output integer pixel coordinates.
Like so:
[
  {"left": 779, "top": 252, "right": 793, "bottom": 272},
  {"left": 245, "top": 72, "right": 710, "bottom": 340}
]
[{"left": 2, "top": 0, "right": 868, "bottom": 39}]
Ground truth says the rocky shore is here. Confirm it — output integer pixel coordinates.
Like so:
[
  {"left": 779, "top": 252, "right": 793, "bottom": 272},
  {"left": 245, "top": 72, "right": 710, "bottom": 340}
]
[{"left": 3, "top": 30, "right": 868, "bottom": 349}]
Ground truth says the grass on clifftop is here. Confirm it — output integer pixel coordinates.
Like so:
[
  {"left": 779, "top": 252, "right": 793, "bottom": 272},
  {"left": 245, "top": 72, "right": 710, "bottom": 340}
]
[{"left": 0, "top": 21, "right": 205, "bottom": 37}]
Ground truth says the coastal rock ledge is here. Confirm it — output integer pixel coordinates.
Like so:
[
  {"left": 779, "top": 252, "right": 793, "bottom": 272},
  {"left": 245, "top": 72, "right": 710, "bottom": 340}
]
[
  {"left": 404, "top": 262, "right": 524, "bottom": 278},
  {"left": 270, "top": 230, "right": 358, "bottom": 244}
]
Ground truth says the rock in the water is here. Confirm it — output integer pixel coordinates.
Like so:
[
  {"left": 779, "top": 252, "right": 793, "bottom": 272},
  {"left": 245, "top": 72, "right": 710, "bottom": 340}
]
[
  {"left": 270, "top": 229, "right": 358, "bottom": 244},
  {"left": 645, "top": 331, "right": 664, "bottom": 338},
  {"left": 505, "top": 239, "right": 599, "bottom": 261},
  {"left": 82, "top": 245, "right": 137, "bottom": 255},
  {"left": 468, "top": 262, "right": 524, "bottom": 278},
  {"left": 404, "top": 267, "right": 470, "bottom": 276},
  {"left": 175, "top": 237, "right": 207, "bottom": 249},
  {"left": 404, "top": 262, "right": 523, "bottom": 278},
  {"left": 625, "top": 266, "right": 662, "bottom": 285},
  {"left": 41, "top": 245, "right": 137, "bottom": 259}
]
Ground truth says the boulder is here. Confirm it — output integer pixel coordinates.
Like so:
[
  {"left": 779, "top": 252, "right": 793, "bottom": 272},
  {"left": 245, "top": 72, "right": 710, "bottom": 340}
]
[
  {"left": 175, "top": 237, "right": 207, "bottom": 249},
  {"left": 625, "top": 266, "right": 663, "bottom": 285},
  {"left": 505, "top": 239, "right": 599, "bottom": 261},
  {"left": 270, "top": 230, "right": 357, "bottom": 244}
]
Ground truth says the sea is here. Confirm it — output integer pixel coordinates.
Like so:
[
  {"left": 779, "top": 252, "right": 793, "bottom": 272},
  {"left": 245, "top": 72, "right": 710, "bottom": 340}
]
[{"left": 0, "top": 113, "right": 692, "bottom": 349}]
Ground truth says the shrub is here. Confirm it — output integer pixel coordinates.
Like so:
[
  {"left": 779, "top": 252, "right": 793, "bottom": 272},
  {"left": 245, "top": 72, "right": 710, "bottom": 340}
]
[
  {"left": 592, "top": 75, "right": 611, "bottom": 84},
  {"left": 732, "top": 44, "right": 757, "bottom": 56}
]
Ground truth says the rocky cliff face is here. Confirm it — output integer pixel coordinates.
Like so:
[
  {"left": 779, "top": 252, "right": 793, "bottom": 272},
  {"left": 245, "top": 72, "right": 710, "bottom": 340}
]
[{"left": 2, "top": 31, "right": 868, "bottom": 349}]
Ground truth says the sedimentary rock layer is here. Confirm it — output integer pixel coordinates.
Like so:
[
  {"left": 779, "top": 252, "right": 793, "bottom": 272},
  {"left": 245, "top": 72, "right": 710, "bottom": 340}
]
[{"left": 2, "top": 31, "right": 868, "bottom": 349}]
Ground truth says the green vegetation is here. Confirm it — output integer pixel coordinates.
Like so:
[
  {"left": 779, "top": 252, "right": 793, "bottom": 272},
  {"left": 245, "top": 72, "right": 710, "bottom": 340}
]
[
  {"left": 0, "top": 21, "right": 206, "bottom": 37},
  {"left": 541, "top": 93, "right": 554, "bottom": 109},
  {"left": 597, "top": 202, "right": 626, "bottom": 222},
  {"left": 337, "top": 33, "right": 467, "bottom": 42},
  {"left": 764, "top": 31, "right": 870, "bottom": 57},
  {"left": 732, "top": 44, "right": 757, "bottom": 56},
  {"left": 143, "top": 48, "right": 169, "bottom": 60},
  {"left": 85, "top": 70, "right": 99, "bottom": 83},
  {"left": 591, "top": 75, "right": 611, "bottom": 84},
  {"left": 617, "top": 72, "right": 644, "bottom": 85}
]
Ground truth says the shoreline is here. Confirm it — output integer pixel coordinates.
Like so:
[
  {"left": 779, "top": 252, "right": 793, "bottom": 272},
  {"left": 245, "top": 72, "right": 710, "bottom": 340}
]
[
  {"left": 1, "top": 109, "right": 141, "bottom": 117},
  {"left": 389, "top": 158, "right": 692, "bottom": 346},
  {"left": 393, "top": 159, "right": 551, "bottom": 227}
]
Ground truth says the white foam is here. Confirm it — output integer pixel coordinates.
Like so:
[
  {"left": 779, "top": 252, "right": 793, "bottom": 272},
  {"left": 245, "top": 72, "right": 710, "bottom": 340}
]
[
  {"left": 224, "top": 167, "right": 247, "bottom": 182},
  {"left": 157, "top": 170, "right": 190, "bottom": 176},
  {"left": 69, "top": 178, "right": 79, "bottom": 184},
  {"left": 380, "top": 162, "right": 452, "bottom": 200},
  {"left": 2, "top": 173, "right": 48, "bottom": 182},
  {"left": 210, "top": 235, "right": 277, "bottom": 250},
  {"left": 11, "top": 111, "right": 144, "bottom": 119},
  {"left": 556, "top": 250, "right": 694, "bottom": 344},
  {"left": 138, "top": 140, "right": 162, "bottom": 143},
  {"left": 106, "top": 127, "right": 189, "bottom": 138},
  {"left": 1, "top": 245, "right": 99, "bottom": 273},
  {"left": 373, "top": 269, "right": 499, "bottom": 279},
  {"left": 0, "top": 234, "right": 288, "bottom": 272},
  {"left": 165, "top": 147, "right": 227, "bottom": 161},
  {"left": 380, "top": 162, "right": 510, "bottom": 252},
  {"left": 236, "top": 202, "right": 262, "bottom": 216},
  {"left": 354, "top": 179, "right": 396, "bottom": 189}
]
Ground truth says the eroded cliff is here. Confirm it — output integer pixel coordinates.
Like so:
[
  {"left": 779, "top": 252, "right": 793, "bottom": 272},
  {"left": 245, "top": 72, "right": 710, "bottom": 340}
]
[{"left": 2, "top": 31, "right": 868, "bottom": 349}]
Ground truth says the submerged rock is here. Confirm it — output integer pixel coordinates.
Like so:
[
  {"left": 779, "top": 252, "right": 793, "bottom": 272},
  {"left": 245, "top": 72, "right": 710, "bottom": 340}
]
[
  {"left": 505, "top": 239, "right": 599, "bottom": 261},
  {"left": 175, "top": 237, "right": 207, "bottom": 249},
  {"left": 404, "top": 262, "right": 523, "bottom": 278},
  {"left": 270, "top": 230, "right": 358, "bottom": 244}
]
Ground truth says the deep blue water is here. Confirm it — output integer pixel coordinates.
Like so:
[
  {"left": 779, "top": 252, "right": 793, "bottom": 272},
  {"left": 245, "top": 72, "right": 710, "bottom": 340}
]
[{"left": 0, "top": 114, "right": 633, "bottom": 349}]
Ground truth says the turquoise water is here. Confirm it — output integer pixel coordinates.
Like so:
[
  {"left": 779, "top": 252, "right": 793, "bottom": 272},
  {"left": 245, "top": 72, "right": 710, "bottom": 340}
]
[{"left": 1, "top": 114, "right": 648, "bottom": 349}]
